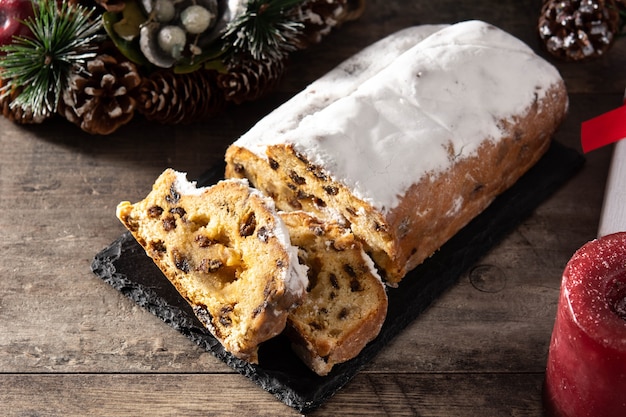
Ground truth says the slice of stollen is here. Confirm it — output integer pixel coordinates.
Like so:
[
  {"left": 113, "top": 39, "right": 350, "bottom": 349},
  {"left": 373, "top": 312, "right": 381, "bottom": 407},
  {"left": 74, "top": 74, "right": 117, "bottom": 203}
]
[
  {"left": 281, "top": 211, "right": 388, "bottom": 375},
  {"left": 116, "top": 169, "right": 308, "bottom": 363}
]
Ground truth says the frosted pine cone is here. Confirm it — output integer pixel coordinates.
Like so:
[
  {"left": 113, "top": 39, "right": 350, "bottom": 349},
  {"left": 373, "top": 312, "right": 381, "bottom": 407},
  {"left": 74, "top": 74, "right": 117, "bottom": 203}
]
[
  {"left": 59, "top": 54, "right": 141, "bottom": 135},
  {"left": 538, "top": 0, "right": 620, "bottom": 61},
  {"left": 292, "top": 0, "right": 366, "bottom": 48},
  {"left": 134, "top": 70, "right": 223, "bottom": 124}
]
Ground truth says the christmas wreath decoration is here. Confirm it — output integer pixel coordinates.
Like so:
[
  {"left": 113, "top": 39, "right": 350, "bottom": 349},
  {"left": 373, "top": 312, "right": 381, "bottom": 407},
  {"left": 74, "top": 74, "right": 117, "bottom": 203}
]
[{"left": 0, "top": 0, "right": 365, "bottom": 134}]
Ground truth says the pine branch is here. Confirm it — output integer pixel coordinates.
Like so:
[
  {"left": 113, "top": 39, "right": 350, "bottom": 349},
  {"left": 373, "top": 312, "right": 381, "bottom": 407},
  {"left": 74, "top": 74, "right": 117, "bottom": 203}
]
[
  {"left": 222, "top": 0, "right": 306, "bottom": 62},
  {"left": 0, "top": 0, "right": 103, "bottom": 119}
]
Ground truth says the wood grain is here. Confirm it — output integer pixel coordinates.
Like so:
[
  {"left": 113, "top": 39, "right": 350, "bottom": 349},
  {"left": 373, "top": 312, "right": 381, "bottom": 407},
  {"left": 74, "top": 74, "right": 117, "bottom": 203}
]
[
  {"left": 0, "top": 0, "right": 624, "bottom": 415},
  {"left": 0, "top": 373, "right": 543, "bottom": 417}
]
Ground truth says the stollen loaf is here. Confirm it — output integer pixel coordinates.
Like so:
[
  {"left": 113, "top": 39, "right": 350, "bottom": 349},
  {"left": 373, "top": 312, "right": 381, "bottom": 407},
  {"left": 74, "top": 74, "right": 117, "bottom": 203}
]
[{"left": 224, "top": 20, "right": 568, "bottom": 284}]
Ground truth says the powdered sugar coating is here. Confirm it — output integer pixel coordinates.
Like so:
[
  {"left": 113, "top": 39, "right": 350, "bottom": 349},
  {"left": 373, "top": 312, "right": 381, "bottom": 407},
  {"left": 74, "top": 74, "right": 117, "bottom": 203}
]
[
  {"left": 235, "top": 24, "right": 446, "bottom": 149},
  {"left": 233, "top": 21, "right": 564, "bottom": 212},
  {"left": 173, "top": 171, "right": 204, "bottom": 196}
]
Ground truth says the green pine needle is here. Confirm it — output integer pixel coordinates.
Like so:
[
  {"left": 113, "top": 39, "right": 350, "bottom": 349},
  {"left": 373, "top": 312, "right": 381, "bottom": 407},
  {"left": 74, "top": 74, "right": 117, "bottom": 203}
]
[
  {"left": 0, "top": 0, "right": 103, "bottom": 119},
  {"left": 223, "top": 0, "right": 306, "bottom": 62}
]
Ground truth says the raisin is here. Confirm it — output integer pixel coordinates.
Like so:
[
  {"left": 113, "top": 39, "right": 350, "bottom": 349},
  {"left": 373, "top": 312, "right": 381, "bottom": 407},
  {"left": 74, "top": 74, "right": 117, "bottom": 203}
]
[
  {"left": 308, "top": 165, "right": 328, "bottom": 181},
  {"left": 239, "top": 212, "right": 256, "bottom": 237},
  {"left": 289, "top": 170, "right": 306, "bottom": 185},
  {"left": 209, "top": 259, "right": 223, "bottom": 272},
  {"left": 172, "top": 250, "right": 191, "bottom": 273},
  {"left": 233, "top": 163, "right": 246, "bottom": 174},
  {"left": 296, "top": 190, "right": 310, "bottom": 200},
  {"left": 197, "top": 258, "right": 223, "bottom": 273},
  {"left": 350, "top": 278, "right": 363, "bottom": 292},
  {"left": 233, "top": 163, "right": 245, "bottom": 174},
  {"left": 195, "top": 235, "right": 215, "bottom": 248},
  {"left": 374, "top": 221, "right": 388, "bottom": 232},
  {"left": 338, "top": 307, "right": 349, "bottom": 320},
  {"left": 295, "top": 151, "right": 309, "bottom": 164},
  {"left": 169, "top": 207, "right": 186, "bottom": 218},
  {"left": 219, "top": 316, "right": 232, "bottom": 327},
  {"left": 147, "top": 205, "right": 163, "bottom": 218},
  {"left": 166, "top": 184, "right": 180, "bottom": 204},
  {"left": 323, "top": 185, "right": 338, "bottom": 195},
  {"left": 329, "top": 273, "right": 340, "bottom": 289},
  {"left": 162, "top": 215, "right": 176, "bottom": 231},
  {"left": 149, "top": 240, "right": 166, "bottom": 253},
  {"left": 219, "top": 305, "right": 233, "bottom": 327},
  {"left": 314, "top": 197, "right": 326, "bottom": 208},
  {"left": 268, "top": 158, "right": 279, "bottom": 170},
  {"left": 343, "top": 264, "right": 356, "bottom": 277}
]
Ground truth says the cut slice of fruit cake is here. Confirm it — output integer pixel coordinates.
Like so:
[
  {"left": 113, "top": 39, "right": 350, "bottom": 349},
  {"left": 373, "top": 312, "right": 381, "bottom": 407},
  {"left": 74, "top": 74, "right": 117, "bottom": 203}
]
[{"left": 116, "top": 169, "right": 308, "bottom": 363}]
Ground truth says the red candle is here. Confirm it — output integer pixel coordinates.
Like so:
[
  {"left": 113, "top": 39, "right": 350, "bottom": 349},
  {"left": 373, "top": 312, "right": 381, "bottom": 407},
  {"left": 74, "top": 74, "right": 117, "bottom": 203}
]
[{"left": 544, "top": 232, "right": 626, "bottom": 417}]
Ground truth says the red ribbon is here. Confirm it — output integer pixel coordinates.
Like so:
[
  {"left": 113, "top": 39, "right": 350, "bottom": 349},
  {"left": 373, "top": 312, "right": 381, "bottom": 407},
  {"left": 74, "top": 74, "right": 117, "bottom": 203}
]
[{"left": 581, "top": 97, "right": 626, "bottom": 153}]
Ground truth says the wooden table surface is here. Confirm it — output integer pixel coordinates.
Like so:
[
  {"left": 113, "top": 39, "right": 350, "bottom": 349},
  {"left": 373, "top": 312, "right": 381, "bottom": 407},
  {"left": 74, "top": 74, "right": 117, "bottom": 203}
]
[{"left": 1, "top": 1, "right": 625, "bottom": 416}]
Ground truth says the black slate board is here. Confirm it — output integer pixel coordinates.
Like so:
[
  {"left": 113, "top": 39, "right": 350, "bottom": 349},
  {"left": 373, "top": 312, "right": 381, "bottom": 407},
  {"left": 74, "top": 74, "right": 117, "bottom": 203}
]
[{"left": 91, "top": 141, "right": 584, "bottom": 413}]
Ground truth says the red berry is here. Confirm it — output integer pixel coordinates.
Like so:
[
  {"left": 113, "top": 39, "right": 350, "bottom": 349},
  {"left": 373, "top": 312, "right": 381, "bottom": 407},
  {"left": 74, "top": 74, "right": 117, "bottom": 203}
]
[{"left": 0, "top": 0, "right": 35, "bottom": 47}]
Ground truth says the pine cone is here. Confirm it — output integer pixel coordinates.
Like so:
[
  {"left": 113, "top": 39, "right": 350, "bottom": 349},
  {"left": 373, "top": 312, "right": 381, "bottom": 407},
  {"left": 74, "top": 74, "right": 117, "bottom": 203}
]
[
  {"left": 0, "top": 78, "right": 48, "bottom": 125},
  {"left": 134, "top": 70, "right": 223, "bottom": 124},
  {"left": 217, "top": 57, "right": 286, "bottom": 104},
  {"left": 59, "top": 54, "right": 141, "bottom": 135},
  {"left": 292, "top": 0, "right": 366, "bottom": 49},
  {"left": 538, "top": 0, "right": 620, "bottom": 61}
]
